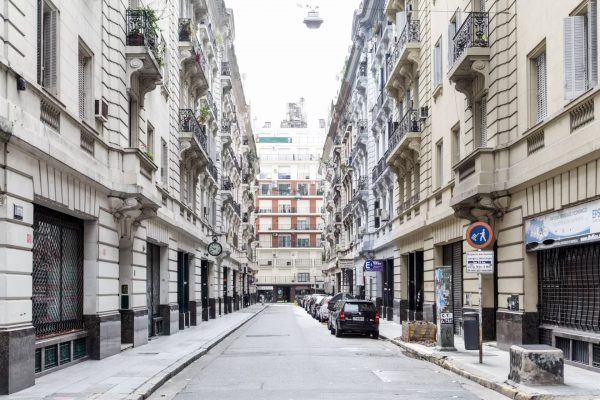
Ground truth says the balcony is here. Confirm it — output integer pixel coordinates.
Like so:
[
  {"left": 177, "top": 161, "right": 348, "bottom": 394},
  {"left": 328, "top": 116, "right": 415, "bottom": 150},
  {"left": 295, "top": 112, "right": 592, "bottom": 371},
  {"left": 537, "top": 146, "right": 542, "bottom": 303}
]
[
  {"left": 178, "top": 23, "right": 208, "bottom": 92},
  {"left": 372, "top": 156, "right": 388, "bottom": 184},
  {"left": 386, "top": 109, "right": 422, "bottom": 167},
  {"left": 343, "top": 203, "right": 353, "bottom": 220},
  {"left": 125, "top": 9, "right": 162, "bottom": 105},
  {"left": 178, "top": 17, "right": 191, "bottom": 42},
  {"left": 198, "top": 19, "right": 218, "bottom": 58},
  {"left": 178, "top": 108, "right": 209, "bottom": 164},
  {"left": 227, "top": 146, "right": 242, "bottom": 172},
  {"left": 448, "top": 12, "right": 490, "bottom": 104},
  {"left": 259, "top": 224, "right": 323, "bottom": 232},
  {"left": 201, "top": 92, "right": 218, "bottom": 122},
  {"left": 398, "top": 193, "right": 420, "bottom": 214},
  {"left": 371, "top": 92, "right": 392, "bottom": 125},
  {"left": 207, "top": 159, "right": 218, "bottom": 183},
  {"left": 334, "top": 211, "right": 342, "bottom": 224},
  {"left": 258, "top": 242, "right": 319, "bottom": 249},
  {"left": 357, "top": 61, "right": 368, "bottom": 91},
  {"left": 385, "top": 20, "right": 421, "bottom": 97},
  {"left": 221, "top": 61, "right": 232, "bottom": 90}
]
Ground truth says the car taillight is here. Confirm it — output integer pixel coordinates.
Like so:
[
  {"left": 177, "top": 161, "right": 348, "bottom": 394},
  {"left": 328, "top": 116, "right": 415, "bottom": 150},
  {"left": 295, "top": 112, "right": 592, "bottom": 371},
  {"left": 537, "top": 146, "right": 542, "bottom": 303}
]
[
  {"left": 375, "top": 310, "right": 379, "bottom": 323},
  {"left": 339, "top": 311, "right": 345, "bottom": 321}
]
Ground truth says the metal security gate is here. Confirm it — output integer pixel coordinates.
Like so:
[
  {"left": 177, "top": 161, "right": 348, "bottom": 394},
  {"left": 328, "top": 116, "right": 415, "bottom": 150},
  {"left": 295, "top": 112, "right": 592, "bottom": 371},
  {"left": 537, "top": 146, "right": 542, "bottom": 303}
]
[
  {"left": 146, "top": 243, "right": 160, "bottom": 336},
  {"left": 32, "top": 205, "right": 84, "bottom": 338},
  {"left": 538, "top": 243, "right": 600, "bottom": 331},
  {"left": 443, "top": 242, "right": 463, "bottom": 335}
]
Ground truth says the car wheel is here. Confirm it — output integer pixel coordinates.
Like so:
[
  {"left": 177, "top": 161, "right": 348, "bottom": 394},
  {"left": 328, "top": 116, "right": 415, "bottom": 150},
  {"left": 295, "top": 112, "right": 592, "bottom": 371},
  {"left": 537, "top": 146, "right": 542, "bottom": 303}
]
[
  {"left": 330, "top": 326, "right": 335, "bottom": 335},
  {"left": 335, "top": 326, "right": 343, "bottom": 338},
  {"left": 372, "top": 331, "right": 379, "bottom": 339}
]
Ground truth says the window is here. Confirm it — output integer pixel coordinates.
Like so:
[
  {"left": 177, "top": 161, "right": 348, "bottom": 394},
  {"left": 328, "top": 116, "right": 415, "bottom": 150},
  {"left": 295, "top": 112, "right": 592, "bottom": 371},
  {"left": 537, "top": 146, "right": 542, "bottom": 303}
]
[
  {"left": 476, "top": 96, "right": 487, "bottom": 147},
  {"left": 297, "top": 273, "right": 310, "bottom": 282},
  {"left": 436, "top": 140, "right": 443, "bottom": 188},
  {"left": 261, "top": 184, "right": 270, "bottom": 195},
  {"left": 278, "top": 235, "right": 291, "bottom": 247},
  {"left": 278, "top": 166, "right": 291, "bottom": 179},
  {"left": 297, "top": 238, "right": 310, "bottom": 247},
  {"left": 78, "top": 44, "right": 92, "bottom": 120},
  {"left": 38, "top": 0, "right": 59, "bottom": 94},
  {"left": 161, "top": 138, "right": 168, "bottom": 186},
  {"left": 278, "top": 184, "right": 291, "bottom": 196},
  {"left": 533, "top": 51, "right": 548, "bottom": 123},
  {"left": 147, "top": 123, "right": 155, "bottom": 158},
  {"left": 296, "top": 218, "right": 308, "bottom": 230},
  {"left": 129, "top": 98, "right": 139, "bottom": 147},
  {"left": 448, "top": 10, "right": 462, "bottom": 67},
  {"left": 433, "top": 37, "right": 443, "bottom": 88},
  {"left": 413, "top": 164, "right": 420, "bottom": 199},
  {"left": 564, "top": 0, "right": 598, "bottom": 100},
  {"left": 452, "top": 125, "right": 460, "bottom": 164},
  {"left": 297, "top": 183, "right": 308, "bottom": 196}
]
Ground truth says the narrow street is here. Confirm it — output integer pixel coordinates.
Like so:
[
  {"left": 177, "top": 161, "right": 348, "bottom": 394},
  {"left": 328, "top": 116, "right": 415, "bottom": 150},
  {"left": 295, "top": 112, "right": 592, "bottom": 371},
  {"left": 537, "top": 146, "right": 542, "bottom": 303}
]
[{"left": 150, "top": 304, "right": 506, "bottom": 400}]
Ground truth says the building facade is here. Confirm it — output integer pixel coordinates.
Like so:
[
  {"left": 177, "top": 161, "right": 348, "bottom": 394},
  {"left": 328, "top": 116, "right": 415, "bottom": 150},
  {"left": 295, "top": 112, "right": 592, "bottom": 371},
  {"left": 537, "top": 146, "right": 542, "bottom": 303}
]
[
  {"left": 0, "top": 0, "right": 258, "bottom": 393},
  {"left": 322, "top": 0, "right": 600, "bottom": 371},
  {"left": 254, "top": 104, "right": 325, "bottom": 301}
]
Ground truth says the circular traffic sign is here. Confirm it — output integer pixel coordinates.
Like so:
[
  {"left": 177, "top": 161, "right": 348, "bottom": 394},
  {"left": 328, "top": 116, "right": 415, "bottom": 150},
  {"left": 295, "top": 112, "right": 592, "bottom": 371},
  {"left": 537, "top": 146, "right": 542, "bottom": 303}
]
[{"left": 466, "top": 221, "right": 494, "bottom": 249}]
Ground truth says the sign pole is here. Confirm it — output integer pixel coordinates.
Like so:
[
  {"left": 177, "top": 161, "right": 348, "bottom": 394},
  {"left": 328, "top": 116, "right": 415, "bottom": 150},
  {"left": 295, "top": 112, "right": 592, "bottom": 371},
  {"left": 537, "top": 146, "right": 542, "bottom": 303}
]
[{"left": 479, "top": 271, "right": 483, "bottom": 364}]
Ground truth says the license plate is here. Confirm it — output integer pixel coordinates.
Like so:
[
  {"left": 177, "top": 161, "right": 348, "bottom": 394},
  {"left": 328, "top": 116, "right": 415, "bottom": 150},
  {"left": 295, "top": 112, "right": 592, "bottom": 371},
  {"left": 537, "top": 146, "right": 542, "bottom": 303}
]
[{"left": 353, "top": 317, "right": 364, "bottom": 321}]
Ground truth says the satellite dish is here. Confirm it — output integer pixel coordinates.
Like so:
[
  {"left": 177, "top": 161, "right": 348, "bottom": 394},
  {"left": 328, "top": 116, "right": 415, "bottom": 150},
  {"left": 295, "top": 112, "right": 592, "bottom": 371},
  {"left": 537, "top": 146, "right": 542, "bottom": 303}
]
[{"left": 303, "top": 7, "right": 323, "bottom": 29}]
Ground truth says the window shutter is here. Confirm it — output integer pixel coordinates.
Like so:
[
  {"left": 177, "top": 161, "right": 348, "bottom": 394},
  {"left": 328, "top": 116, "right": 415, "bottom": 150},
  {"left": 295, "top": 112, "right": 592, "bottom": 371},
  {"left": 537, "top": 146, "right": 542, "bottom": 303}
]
[
  {"left": 37, "top": 0, "right": 43, "bottom": 85},
  {"left": 43, "top": 8, "right": 58, "bottom": 95},
  {"left": 589, "top": 0, "right": 598, "bottom": 87},
  {"left": 480, "top": 96, "right": 487, "bottom": 147},
  {"left": 536, "top": 52, "right": 548, "bottom": 122},
  {"left": 564, "top": 16, "right": 587, "bottom": 100},
  {"left": 78, "top": 52, "right": 86, "bottom": 119},
  {"left": 434, "top": 42, "right": 442, "bottom": 87},
  {"left": 161, "top": 139, "right": 168, "bottom": 186}
]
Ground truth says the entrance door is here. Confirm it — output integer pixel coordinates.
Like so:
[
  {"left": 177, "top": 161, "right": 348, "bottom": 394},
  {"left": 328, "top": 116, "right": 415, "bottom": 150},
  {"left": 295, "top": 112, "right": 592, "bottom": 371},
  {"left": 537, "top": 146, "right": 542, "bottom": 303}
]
[
  {"left": 233, "top": 270, "right": 238, "bottom": 310},
  {"left": 408, "top": 251, "right": 424, "bottom": 320},
  {"left": 201, "top": 260, "right": 209, "bottom": 321},
  {"left": 146, "top": 243, "right": 160, "bottom": 336},
  {"left": 443, "top": 242, "right": 463, "bottom": 334},
  {"left": 177, "top": 252, "right": 189, "bottom": 315},
  {"left": 223, "top": 267, "right": 228, "bottom": 313}
]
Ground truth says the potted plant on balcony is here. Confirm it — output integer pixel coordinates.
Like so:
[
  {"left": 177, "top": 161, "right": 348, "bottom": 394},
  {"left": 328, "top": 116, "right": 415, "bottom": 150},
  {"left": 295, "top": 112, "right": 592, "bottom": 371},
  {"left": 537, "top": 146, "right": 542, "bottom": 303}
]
[{"left": 197, "top": 106, "right": 210, "bottom": 124}]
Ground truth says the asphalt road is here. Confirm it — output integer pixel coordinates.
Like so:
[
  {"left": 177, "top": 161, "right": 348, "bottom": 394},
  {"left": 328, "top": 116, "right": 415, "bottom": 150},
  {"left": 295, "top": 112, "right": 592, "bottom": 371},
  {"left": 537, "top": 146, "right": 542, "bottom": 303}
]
[{"left": 149, "top": 303, "right": 507, "bottom": 400}]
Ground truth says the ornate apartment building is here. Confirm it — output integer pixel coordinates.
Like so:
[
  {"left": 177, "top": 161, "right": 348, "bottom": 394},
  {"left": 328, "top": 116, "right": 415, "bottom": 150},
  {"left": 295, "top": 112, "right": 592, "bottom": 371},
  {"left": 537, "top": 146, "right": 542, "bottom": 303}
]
[
  {"left": 322, "top": 0, "right": 600, "bottom": 370},
  {"left": 254, "top": 105, "right": 325, "bottom": 302},
  {"left": 0, "top": 0, "right": 258, "bottom": 393}
]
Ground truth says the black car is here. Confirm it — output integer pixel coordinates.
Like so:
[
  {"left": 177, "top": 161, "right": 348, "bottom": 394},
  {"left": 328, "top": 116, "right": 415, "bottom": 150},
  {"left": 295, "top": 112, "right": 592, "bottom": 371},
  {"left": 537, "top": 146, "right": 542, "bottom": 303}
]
[
  {"left": 330, "top": 300, "right": 379, "bottom": 339},
  {"left": 326, "top": 292, "right": 356, "bottom": 329}
]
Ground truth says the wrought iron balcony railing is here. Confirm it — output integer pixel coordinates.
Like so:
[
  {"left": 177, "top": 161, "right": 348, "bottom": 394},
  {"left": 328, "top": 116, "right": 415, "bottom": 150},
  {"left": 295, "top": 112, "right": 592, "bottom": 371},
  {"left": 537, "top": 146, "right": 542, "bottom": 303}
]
[
  {"left": 343, "top": 203, "right": 353, "bottom": 217},
  {"left": 232, "top": 201, "right": 241, "bottom": 216},
  {"left": 178, "top": 18, "right": 191, "bottom": 42},
  {"left": 222, "top": 177, "right": 233, "bottom": 191},
  {"left": 200, "top": 19, "right": 218, "bottom": 50},
  {"left": 451, "top": 12, "right": 489, "bottom": 66},
  {"left": 372, "top": 156, "right": 387, "bottom": 182},
  {"left": 388, "top": 109, "right": 422, "bottom": 151},
  {"left": 228, "top": 146, "right": 242, "bottom": 172},
  {"left": 357, "top": 176, "right": 368, "bottom": 190},
  {"left": 179, "top": 109, "right": 208, "bottom": 153},
  {"left": 334, "top": 211, "right": 342, "bottom": 223},
  {"left": 388, "top": 20, "right": 420, "bottom": 76},
  {"left": 359, "top": 60, "right": 368, "bottom": 77},
  {"left": 204, "top": 92, "right": 218, "bottom": 120},
  {"left": 221, "top": 119, "right": 231, "bottom": 133},
  {"left": 126, "top": 9, "right": 160, "bottom": 60},
  {"left": 358, "top": 119, "right": 368, "bottom": 132},
  {"left": 208, "top": 159, "right": 218, "bottom": 181},
  {"left": 221, "top": 61, "right": 231, "bottom": 76}
]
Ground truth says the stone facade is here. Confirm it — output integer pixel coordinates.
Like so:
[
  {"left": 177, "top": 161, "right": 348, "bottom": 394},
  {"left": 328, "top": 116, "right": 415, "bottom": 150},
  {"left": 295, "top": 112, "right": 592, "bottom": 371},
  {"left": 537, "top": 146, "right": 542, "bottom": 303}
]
[{"left": 0, "top": 0, "right": 258, "bottom": 394}]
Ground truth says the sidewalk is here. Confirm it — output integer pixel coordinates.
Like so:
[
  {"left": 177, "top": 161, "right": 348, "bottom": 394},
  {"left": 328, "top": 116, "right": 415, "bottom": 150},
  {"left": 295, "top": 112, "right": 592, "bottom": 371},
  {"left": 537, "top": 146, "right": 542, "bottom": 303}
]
[
  {"left": 3, "top": 305, "right": 267, "bottom": 400},
  {"left": 379, "top": 319, "right": 600, "bottom": 400}
]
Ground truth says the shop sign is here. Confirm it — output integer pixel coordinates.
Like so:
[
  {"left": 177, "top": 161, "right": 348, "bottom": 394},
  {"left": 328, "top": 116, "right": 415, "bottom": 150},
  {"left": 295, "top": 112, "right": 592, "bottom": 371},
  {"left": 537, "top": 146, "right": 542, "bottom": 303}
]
[
  {"left": 466, "top": 221, "right": 494, "bottom": 249},
  {"left": 257, "top": 285, "right": 273, "bottom": 290},
  {"left": 525, "top": 198, "right": 600, "bottom": 250},
  {"left": 364, "top": 259, "right": 385, "bottom": 272},
  {"left": 466, "top": 251, "right": 494, "bottom": 274},
  {"left": 339, "top": 259, "right": 354, "bottom": 269}
]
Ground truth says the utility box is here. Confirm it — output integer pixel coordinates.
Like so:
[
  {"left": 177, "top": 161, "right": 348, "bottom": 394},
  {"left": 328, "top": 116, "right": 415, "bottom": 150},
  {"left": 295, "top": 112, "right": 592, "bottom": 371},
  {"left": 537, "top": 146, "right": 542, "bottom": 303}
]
[{"left": 463, "top": 312, "right": 479, "bottom": 350}]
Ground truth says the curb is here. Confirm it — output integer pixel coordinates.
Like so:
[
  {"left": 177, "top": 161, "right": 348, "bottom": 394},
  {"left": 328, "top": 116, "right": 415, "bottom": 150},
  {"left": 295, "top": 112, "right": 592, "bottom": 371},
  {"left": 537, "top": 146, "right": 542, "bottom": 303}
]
[
  {"left": 126, "top": 305, "right": 268, "bottom": 400},
  {"left": 380, "top": 333, "right": 564, "bottom": 400}
]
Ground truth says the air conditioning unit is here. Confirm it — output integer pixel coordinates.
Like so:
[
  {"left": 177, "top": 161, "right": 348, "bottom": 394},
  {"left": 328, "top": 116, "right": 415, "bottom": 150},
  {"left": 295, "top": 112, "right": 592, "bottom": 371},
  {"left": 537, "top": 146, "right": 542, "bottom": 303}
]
[
  {"left": 380, "top": 209, "right": 389, "bottom": 221},
  {"left": 94, "top": 99, "right": 108, "bottom": 123},
  {"left": 420, "top": 106, "right": 429, "bottom": 120},
  {"left": 273, "top": 233, "right": 279, "bottom": 237}
]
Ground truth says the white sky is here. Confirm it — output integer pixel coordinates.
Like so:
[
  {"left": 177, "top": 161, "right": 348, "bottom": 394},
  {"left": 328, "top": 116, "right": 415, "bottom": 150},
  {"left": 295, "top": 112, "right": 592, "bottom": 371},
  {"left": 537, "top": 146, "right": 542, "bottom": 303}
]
[{"left": 224, "top": 0, "right": 361, "bottom": 129}]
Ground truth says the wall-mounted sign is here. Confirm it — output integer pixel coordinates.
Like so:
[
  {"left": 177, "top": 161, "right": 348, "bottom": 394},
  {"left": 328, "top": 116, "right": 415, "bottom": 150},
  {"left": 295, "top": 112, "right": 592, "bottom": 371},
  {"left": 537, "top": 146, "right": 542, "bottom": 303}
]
[
  {"left": 466, "top": 221, "right": 494, "bottom": 249},
  {"left": 466, "top": 251, "right": 494, "bottom": 274},
  {"left": 364, "top": 259, "right": 384, "bottom": 272},
  {"left": 525, "top": 198, "right": 600, "bottom": 250},
  {"left": 339, "top": 259, "right": 354, "bottom": 269},
  {"left": 441, "top": 312, "right": 454, "bottom": 324}
]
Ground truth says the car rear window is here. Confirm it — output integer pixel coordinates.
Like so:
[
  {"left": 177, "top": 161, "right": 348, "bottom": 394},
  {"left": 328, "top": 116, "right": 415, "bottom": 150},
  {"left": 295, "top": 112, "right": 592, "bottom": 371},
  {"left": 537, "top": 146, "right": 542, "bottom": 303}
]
[{"left": 344, "top": 302, "right": 375, "bottom": 312}]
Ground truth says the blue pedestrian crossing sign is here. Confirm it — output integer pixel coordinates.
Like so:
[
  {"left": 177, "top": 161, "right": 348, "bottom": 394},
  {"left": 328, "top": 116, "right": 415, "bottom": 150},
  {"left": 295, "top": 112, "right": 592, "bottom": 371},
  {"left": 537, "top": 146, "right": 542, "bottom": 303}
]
[{"left": 466, "top": 221, "right": 494, "bottom": 249}]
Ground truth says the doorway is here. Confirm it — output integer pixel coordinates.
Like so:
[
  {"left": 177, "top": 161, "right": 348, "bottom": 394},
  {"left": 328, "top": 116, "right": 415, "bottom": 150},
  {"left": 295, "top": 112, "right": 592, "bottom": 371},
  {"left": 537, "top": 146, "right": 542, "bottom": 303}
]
[
  {"left": 223, "top": 267, "right": 229, "bottom": 314},
  {"left": 177, "top": 251, "right": 190, "bottom": 329},
  {"left": 408, "top": 251, "right": 424, "bottom": 321},
  {"left": 146, "top": 243, "right": 161, "bottom": 336},
  {"left": 443, "top": 242, "right": 463, "bottom": 334},
  {"left": 201, "top": 259, "right": 209, "bottom": 321}
]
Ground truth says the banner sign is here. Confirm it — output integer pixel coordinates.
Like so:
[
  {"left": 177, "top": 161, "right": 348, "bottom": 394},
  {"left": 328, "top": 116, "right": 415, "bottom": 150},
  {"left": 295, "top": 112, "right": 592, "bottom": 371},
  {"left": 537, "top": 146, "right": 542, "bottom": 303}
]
[
  {"left": 466, "top": 251, "right": 494, "bottom": 274},
  {"left": 525, "top": 199, "right": 600, "bottom": 250},
  {"left": 364, "top": 259, "right": 385, "bottom": 272}
]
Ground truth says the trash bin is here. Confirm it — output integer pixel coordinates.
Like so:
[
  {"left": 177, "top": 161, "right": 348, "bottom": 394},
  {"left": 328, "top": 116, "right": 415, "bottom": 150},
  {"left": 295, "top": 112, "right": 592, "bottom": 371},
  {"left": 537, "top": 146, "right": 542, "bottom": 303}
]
[{"left": 463, "top": 312, "right": 479, "bottom": 350}]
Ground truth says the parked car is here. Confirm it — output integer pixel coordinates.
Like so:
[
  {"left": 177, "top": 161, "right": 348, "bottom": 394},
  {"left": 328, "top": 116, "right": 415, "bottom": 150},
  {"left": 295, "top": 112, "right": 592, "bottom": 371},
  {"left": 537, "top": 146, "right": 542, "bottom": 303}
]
[
  {"left": 310, "top": 295, "right": 325, "bottom": 318},
  {"left": 305, "top": 294, "right": 319, "bottom": 312},
  {"left": 330, "top": 300, "right": 379, "bottom": 339},
  {"left": 326, "top": 292, "right": 356, "bottom": 330},
  {"left": 318, "top": 296, "right": 332, "bottom": 322}
]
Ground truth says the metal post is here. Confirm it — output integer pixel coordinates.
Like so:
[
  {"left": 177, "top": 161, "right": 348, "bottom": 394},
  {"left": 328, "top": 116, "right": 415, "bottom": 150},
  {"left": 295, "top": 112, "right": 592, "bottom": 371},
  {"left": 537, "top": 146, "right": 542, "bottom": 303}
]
[{"left": 478, "top": 273, "right": 483, "bottom": 364}]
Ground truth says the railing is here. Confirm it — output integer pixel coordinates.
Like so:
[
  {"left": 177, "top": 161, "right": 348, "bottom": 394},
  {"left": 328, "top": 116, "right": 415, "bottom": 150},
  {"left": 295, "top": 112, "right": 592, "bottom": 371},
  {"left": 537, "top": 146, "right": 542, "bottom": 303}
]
[
  {"left": 357, "top": 176, "right": 368, "bottom": 190},
  {"left": 208, "top": 159, "right": 218, "bottom": 181},
  {"left": 398, "top": 193, "right": 421, "bottom": 214},
  {"left": 259, "top": 154, "right": 317, "bottom": 161},
  {"left": 258, "top": 242, "right": 319, "bottom": 249},
  {"left": 126, "top": 9, "right": 160, "bottom": 60},
  {"left": 227, "top": 146, "right": 242, "bottom": 172},
  {"left": 388, "top": 109, "right": 422, "bottom": 152},
  {"left": 178, "top": 18, "right": 191, "bottom": 42},
  {"left": 221, "top": 119, "right": 231, "bottom": 133},
  {"left": 179, "top": 109, "right": 208, "bottom": 153},
  {"left": 343, "top": 203, "right": 352, "bottom": 217},
  {"left": 357, "top": 119, "right": 368, "bottom": 132},
  {"left": 261, "top": 224, "right": 323, "bottom": 231},
  {"left": 256, "top": 207, "right": 319, "bottom": 214},
  {"left": 451, "top": 12, "right": 489, "bottom": 66},
  {"left": 200, "top": 19, "right": 218, "bottom": 50},
  {"left": 388, "top": 20, "right": 420, "bottom": 75},
  {"left": 372, "top": 156, "right": 387, "bottom": 182},
  {"left": 40, "top": 99, "right": 60, "bottom": 131},
  {"left": 231, "top": 201, "right": 241, "bottom": 216},
  {"left": 359, "top": 60, "right": 368, "bottom": 77},
  {"left": 221, "top": 61, "right": 231, "bottom": 76},
  {"left": 204, "top": 92, "right": 218, "bottom": 120},
  {"left": 258, "top": 189, "right": 322, "bottom": 196},
  {"left": 222, "top": 177, "right": 233, "bottom": 190}
]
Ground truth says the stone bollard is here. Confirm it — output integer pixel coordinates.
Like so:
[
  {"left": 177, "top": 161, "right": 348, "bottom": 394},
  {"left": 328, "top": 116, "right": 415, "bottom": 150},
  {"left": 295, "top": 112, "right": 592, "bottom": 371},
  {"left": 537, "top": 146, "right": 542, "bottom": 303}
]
[{"left": 508, "top": 345, "right": 564, "bottom": 385}]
